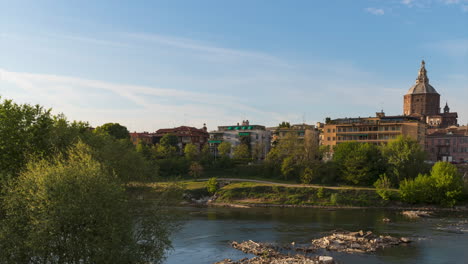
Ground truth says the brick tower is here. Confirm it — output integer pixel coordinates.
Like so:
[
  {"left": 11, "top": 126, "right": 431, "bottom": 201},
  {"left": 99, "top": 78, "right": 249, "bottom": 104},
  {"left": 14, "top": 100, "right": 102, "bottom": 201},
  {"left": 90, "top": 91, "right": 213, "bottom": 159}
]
[{"left": 403, "top": 60, "right": 440, "bottom": 118}]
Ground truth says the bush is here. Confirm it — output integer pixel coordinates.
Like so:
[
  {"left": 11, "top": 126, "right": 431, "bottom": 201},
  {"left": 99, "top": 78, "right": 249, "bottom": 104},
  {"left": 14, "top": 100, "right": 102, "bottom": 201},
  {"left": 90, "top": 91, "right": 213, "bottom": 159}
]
[
  {"left": 330, "top": 193, "right": 340, "bottom": 205},
  {"left": 206, "top": 177, "right": 219, "bottom": 195},
  {"left": 0, "top": 142, "right": 172, "bottom": 263},
  {"left": 317, "top": 187, "right": 325, "bottom": 199},
  {"left": 399, "top": 162, "right": 463, "bottom": 206},
  {"left": 374, "top": 173, "right": 393, "bottom": 200},
  {"left": 300, "top": 167, "right": 314, "bottom": 184}
]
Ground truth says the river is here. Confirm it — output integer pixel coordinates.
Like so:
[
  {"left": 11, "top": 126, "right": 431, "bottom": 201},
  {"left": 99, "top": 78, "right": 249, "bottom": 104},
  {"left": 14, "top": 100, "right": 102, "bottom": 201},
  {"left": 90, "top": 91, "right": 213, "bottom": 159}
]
[{"left": 164, "top": 206, "right": 468, "bottom": 264}]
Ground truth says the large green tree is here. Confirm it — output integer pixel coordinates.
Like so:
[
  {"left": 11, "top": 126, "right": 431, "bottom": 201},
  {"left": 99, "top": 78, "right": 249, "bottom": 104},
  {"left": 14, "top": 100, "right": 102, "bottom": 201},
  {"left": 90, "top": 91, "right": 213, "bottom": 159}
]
[
  {"left": 94, "top": 123, "right": 130, "bottom": 140},
  {"left": 0, "top": 143, "right": 173, "bottom": 263},
  {"left": 217, "top": 141, "right": 232, "bottom": 157},
  {"left": 333, "top": 142, "right": 386, "bottom": 186},
  {"left": 381, "top": 136, "right": 428, "bottom": 184},
  {"left": 233, "top": 144, "right": 250, "bottom": 160},
  {"left": 160, "top": 133, "right": 179, "bottom": 148},
  {"left": 184, "top": 143, "right": 199, "bottom": 161}
]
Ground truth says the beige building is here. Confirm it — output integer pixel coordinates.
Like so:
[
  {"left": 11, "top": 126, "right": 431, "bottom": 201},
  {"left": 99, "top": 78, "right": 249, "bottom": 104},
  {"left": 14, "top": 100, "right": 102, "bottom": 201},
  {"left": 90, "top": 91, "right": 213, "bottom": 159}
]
[{"left": 322, "top": 112, "right": 426, "bottom": 147}]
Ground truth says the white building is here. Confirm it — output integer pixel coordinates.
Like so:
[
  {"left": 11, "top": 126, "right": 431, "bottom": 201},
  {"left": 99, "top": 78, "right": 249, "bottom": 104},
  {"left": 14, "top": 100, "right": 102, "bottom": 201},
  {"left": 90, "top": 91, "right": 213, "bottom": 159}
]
[{"left": 209, "top": 120, "right": 271, "bottom": 159}]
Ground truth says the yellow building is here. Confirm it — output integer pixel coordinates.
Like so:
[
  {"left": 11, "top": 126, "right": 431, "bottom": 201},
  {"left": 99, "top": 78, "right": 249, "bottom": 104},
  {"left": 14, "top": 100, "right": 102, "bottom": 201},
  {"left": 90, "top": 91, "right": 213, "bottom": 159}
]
[{"left": 322, "top": 112, "right": 426, "bottom": 147}]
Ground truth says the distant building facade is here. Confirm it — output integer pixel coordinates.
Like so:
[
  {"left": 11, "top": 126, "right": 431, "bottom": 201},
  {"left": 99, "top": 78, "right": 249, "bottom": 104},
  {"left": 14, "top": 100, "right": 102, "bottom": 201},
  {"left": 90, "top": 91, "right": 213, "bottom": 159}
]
[
  {"left": 403, "top": 60, "right": 458, "bottom": 129},
  {"left": 268, "top": 123, "right": 319, "bottom": 147},
  {"left": 209, "top": 120, "right": 271, "bottom": 158},
  {"left": 154, "top": 125, "right": 209, "bottom": 151},
  {"left": 129, "top": 132, "right": 155, "bottom": 145},
  {"left": 426, "top": 126, "right": 468, "bottom": 163},
  {"left": 322, "top": 112, "right": 426, "bottom": 147}
]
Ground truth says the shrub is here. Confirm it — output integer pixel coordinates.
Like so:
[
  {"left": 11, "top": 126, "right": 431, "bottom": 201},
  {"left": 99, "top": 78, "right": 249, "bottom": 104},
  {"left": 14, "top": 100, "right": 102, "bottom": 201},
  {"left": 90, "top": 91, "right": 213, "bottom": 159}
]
[
  {"left": 300, "top": 167, "right": 314, "bottom": 184},
  {"left": 189, "top": 162, "right": 204, "bottom": 178},
  {"left": 0, "top": 142, "right": 173, "bottom": 263},
  {"left": 399, "top": 162, "right": 463, "bottom": 206},
  {"left": 399, "top": 174, "right": 434, "bottom": 204},
  {"left": 317, "top": 187, "right": 325, "bottom": 199},
  {"left": 374, "top": 173, "right": 393, "bottom": 200},
  {"left": 330, "top": 193, "right": 340, "bottom": 205},
  {"left": 206, "top": 177, "right": 219, "bottom": 195}
]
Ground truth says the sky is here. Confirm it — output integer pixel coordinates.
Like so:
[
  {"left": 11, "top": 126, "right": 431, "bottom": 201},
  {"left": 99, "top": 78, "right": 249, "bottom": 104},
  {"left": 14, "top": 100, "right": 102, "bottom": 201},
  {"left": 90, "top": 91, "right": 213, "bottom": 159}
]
[{"left": 1, "top": 0, "right": 467, "bottom": 132}]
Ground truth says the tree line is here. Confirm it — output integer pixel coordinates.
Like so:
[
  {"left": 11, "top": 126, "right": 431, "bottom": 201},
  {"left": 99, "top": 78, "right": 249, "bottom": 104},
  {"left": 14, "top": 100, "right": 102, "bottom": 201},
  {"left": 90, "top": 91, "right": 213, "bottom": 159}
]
[{"left": 0, "top": 97, "right": 174, "bottom": 263}]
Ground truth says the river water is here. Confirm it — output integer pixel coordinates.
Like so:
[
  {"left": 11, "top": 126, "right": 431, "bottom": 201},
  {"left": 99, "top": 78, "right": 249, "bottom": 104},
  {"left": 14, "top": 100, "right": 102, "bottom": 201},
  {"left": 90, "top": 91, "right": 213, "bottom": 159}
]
[{"left": 164, "top": 207, "right": 468, "bottom": 264}]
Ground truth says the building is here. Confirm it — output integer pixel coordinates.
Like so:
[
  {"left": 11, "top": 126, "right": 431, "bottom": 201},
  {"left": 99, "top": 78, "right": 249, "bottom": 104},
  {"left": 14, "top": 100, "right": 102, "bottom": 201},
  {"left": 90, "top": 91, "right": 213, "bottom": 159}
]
[
  {"left": 268, "top": 123, "right": 319, "bottom": 147},
  {"left": 154, "top": 125, "right": 209, "bottom": 151},
  {"left": 426, "top": 126, "right": 468, "bottom": 163},
  {"left": 403, "top": 60, "right": 458, "bottom": 129},
  {"left": 322, "top": 112, "right": 426, "bottom": 147},
  {"left": 129, "top": 132, "right": 155, "bottom": 145},
  {"left": 208, "top": 120, "right": 271, "bottom": 158}
]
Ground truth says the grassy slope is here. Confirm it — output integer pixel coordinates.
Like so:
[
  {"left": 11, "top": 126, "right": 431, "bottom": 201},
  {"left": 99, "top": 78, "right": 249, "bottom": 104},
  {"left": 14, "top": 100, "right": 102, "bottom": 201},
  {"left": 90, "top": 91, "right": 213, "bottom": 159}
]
[{"left": 129, "top": 179, "right": 398, "bottom": 207}]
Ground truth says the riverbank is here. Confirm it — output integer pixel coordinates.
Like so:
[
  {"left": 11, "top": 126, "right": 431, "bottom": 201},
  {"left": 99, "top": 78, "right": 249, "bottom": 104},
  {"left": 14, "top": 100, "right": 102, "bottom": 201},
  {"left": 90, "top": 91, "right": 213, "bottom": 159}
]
[{"left": 126, "top": 179, "right": 468, "bottom": 210}]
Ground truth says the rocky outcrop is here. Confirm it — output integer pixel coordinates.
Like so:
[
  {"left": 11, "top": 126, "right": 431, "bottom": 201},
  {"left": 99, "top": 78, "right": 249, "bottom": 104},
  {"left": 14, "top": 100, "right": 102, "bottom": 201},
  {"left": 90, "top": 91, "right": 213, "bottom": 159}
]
[
  {"left": 215, "top": 240, "right": 335, "bottom": 264},
  {"left": 307, "top": 230, "right": 411, "bottom": 253},
  {"left": 402, "top": 210, "right": 432, "bottom": 219}
]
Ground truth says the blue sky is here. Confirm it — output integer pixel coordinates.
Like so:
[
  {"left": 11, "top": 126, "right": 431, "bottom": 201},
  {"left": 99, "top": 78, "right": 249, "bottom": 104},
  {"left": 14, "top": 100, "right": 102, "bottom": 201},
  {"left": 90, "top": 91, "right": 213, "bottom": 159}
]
[{"left": 1, "top": 0, "right": 467, "bottom": 131}]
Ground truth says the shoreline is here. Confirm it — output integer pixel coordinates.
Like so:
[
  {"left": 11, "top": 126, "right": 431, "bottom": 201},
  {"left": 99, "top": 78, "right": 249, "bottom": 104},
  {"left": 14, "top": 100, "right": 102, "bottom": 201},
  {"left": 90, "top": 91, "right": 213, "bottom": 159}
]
[{"left": 203, "top": 202, "right": 468, "bottom": 211}]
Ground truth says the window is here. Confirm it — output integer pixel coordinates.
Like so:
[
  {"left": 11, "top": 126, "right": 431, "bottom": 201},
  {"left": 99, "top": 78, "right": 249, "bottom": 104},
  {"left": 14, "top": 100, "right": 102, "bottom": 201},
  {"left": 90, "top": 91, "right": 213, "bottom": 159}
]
[
  {"left": 327, "top": 129, "right": 331, "bottom": 133},
  {"left": 327, "top": 137, "right": 331, "bottom": 141},
  {"left": 332, "top": 129, "right": 336, "bottom": 133},
  {"left": 333, "top": 137, "right": 336, "bottom": 141}
]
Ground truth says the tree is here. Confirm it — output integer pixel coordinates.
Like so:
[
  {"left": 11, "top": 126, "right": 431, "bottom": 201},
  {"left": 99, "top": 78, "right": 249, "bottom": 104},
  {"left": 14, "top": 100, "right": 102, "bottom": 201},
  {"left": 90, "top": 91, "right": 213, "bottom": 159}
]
[
  {"left": 399, "top": 162, "right": 463, "bottom": 206},
  {"left": 300, "top": 167, "right": 315, "bottom": 184},
  {"left": 136, "top": 141, "right": 153, "bottom": 160},
  {"left": 218, "top": 142, "right": 232, "bottom": 157},
  {"left": 430, "top": 162, "right": 463, "bottom": 206},
  {"left": 184, "top": 143, "right": 199, "bottom": 161},
  {"left": 0, "top": 98, "right": 55, "bottom": 178},
  {"left": 94, "top": 123, "right": 130, "bottom": 140},
  {"left": 160, "top": 133, "right": 179, "bottom": 149},
  {"left": 252, "top": 142, "right": 265, "bottom": 161},
  {"left": 189, "top": 162, "right": 204, "bottom": 178},
  {"left": 374, "top": 173, "right": 393, "bottom": 200},
  {"left": 199, "top": 144, "right": 213, "bottom": 167},
  {"left": 381, "top": 136, "right": 428, "bottom": 184},
  {"left": 333, "top": 142, "right": 386, "bottom": 186},
  {"left": 0, "top": 142, "right": 172, "bottom": 263},
  {"left": 281, "top": 156, "right": 296, "bottom": 180},
  {"left": 233, "top": 144, "right": 250, "bottom": 160},
  {"left": 278, "top": 121, "right": 291, "bottom": 128},
  {"left": 153, "top": 143, "right": 178, "bottom": 159}
]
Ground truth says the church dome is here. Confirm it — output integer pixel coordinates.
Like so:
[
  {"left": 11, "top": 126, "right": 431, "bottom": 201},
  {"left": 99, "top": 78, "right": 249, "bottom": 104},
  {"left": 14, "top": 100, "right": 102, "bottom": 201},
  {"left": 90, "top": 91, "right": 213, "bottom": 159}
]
[{"left": 406, "top": 60, "right": 439, "bottom": 95}]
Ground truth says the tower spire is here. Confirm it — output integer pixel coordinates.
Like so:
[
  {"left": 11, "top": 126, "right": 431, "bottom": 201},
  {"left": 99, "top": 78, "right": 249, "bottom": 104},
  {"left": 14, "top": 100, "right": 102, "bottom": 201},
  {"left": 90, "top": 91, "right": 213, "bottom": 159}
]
[{"left": 416, "top": 60, "right": 429, "bottom": 84}]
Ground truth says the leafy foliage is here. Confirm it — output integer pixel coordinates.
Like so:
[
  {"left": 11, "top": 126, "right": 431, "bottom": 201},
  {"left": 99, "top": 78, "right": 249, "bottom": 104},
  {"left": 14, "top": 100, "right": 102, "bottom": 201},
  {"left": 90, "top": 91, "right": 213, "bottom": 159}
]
[
  {"left": 333, "top": 142, "right": 386, "bottom": 186},
  {"left": 206, "top": 177, "right": 219, "bottom": 195},
  {"left": 374, "top": 173, "right": 393, "bottom": 200},
  {"left": 217, "top": 141, "right": 232, "bottom": 157},
  {"left": 94, "top": 122, "right": 130, "bottom": 140},
  {"left": 0, "top": 143, "right": 172, "bottom": 263},
  {"left": 189, "top": 162, "right": 204, "bottom": 178},
  {"left": 233, "top": 144, "right": 250, "bottom": 160},
  {"left": 399, "top": 162, "right": 463, "bottom": 206},
  {"left": 381, "top": 136, "right": 428, "bottom": 183},
  {"left": 184, "top": 143, "right": 199, "bottom": 161}
]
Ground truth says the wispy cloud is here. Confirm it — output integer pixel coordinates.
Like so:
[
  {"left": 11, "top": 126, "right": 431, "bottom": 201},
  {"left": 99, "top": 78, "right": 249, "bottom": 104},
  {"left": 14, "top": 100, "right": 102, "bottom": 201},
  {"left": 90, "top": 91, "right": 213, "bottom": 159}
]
[
  {"left": 365, "top": 7, "right": 385, "bottom": 15},
  {"left": 0, "top": 68, "right": 290, "bottom": 131}
]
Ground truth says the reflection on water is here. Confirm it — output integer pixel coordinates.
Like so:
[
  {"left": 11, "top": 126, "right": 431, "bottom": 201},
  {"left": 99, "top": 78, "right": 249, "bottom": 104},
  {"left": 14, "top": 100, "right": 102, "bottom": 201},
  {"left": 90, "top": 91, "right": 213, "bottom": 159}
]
[{"left": 164, "top": 207, "right": 468, "bottom": 264}]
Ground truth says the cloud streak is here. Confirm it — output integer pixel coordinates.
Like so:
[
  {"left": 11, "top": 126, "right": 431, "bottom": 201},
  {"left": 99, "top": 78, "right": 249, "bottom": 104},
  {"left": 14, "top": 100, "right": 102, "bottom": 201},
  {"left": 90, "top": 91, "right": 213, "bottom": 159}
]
[{"left": 365, "top": 7, "right": 385, "bottom": 15}]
